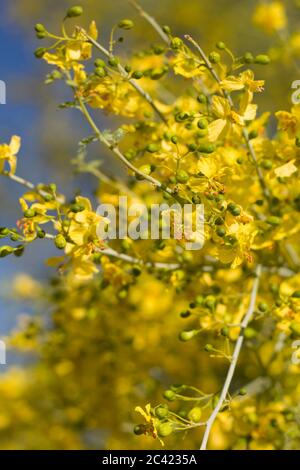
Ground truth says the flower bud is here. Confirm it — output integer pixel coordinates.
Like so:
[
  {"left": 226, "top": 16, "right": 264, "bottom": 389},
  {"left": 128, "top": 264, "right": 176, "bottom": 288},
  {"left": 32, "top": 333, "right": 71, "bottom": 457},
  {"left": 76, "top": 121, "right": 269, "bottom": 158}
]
[
  {"left": 258, "top": 301, "right": 268, "bottom": 312},
  {"left": 34, "top": 47, "right": 46, "bottom": 59},
  {"left": 266, "top": 216, "right": 281, "bottom": 226},
  {"left": 216, "top": 41, "right": 226, "bottom": 50},
  {"left": 0, "top": 246, "right": 14, "bottom": 258},
  {"left": 198, "top": 143, "right": 215, "bottom": 154},
  {"left": 254, "top": 54, "right": 270, "bottom": 65},
  {"left": 155, "top": 405, "right": 169, "bottom": 419},
  {"left": 176, "top": 169, "right": 189, "bottom": 184},
  {"left": 23, "top": 209, "right": 36, "bottom": 218},
  {"left": 228, "top": 203, "right": 241, "bottom": 216},
  {"left": 108, "top": 57, "right": 119, "bottom": 67},
  {"left": 0, "top": 228, "right": 9, "bottom": 237},
  {"left": 162, "top": 25, "right": 171, "bottom": 35},
  {"left": 118, "top": 19, "right": 134, "bottom": 30},
  {"left": 150, "top": 67, "right": 166, "bottom": 80},
  {"left": 243, "top": 52, "right": 254, "bottom": 64},
  {"left": 221, "top": 326, "right": 229, "bottom": 336},
  {"left": 132, "top": 70, "right": 143, "bottom": 79},
  {"left": 35, "top": 23, "right": 46, "bottom": 33},
  {"left": 146, "top": 143, "right": 159, "bottom": 153},
  {"left": 55, "top": 234, "right": 67, "bottom": 250},
  {"left": 197, "top": 93, "right": 207, "bottom": 104},
  {"left": 157, "top": 423, "right": 173, "bottom": 437},
  {"left": 180, "top": 310, "right": 191, "bottom": 319},
  {"left": 133, "top": 424, "right": 146, "bottom": 435},
  {"left": 244, "top": 327, "right": 257, "bottom": 339},
  {"left": 290, "top": 321, "right": 300, "bottom": 336},
  {"left": 238, "top": 388, "right": 247, "bottom": 396},
  {"left": 209, "top": 52, "right": 221, "bottom": 63},
  {"left": 66, "top": 6, "right": 83, "bottom": 18},
  {"left": 94, "top": 59, "right": 106, "bottom": 68},
  {"left": 163, "top": 390, "right": 176, "bottom": 401},
  {"left": 95, "top": 67, "right": 106, "bottom": 78},
  {"left": 170, "top": 37, "right": 183, "bottom": 50},
  {"left": 179, "top": 330, "right": 196, "bottom": 341},
  {"left": 171, "top": 135, "right": 178, "bottom": 144},
  {"left": 197, "top": 118, "right": 208, "bottom": 129},
  {"left": 204, "top": 343, "right": 213, "bottom": 352},
  {"left": 70, "top": 203, "right": 85, "bottom": 213},
  {"left": 13, "top": 245, "right": 25, "bottom": 257},
  {"left": 249, "top": 130, "right": 258, "bottom": 140},
  {"left": 188, "top": 407, "right": 202, "bottom": 422}
]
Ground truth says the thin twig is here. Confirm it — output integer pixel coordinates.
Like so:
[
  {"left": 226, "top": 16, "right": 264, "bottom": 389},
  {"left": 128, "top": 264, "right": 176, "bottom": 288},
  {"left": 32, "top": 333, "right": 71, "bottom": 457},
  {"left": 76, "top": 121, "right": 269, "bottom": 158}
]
[
  {"left": 184, "top": 35, "right": 270, "bottom": 202},
  {"left": 200, "top": 264, "right": 262, "bottom": 450},
  {"left": 101, "top": 247, "right": 180, "bottom": 270}
]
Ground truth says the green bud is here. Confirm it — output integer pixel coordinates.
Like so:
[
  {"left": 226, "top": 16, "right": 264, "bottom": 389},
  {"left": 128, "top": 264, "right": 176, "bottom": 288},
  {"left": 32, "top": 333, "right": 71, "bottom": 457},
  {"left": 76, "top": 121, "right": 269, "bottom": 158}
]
[
  {"left": 249, "top": 130, "right": 258, "bottom": 140},
  {"left": 155, "top": 405, "right": 169, "bottom": 419},
  {"left": 261, "top": 159, "right": 272, "bottom": 170},
  {"left": 188, "top": 143, "right": 197, "bottom": 152},
  {"left": 0, "top": 228, "right": 9, "bottom": 236},
  {"left": 179, "top": 330, "right": 196, "bottom": 342},
  {"left": 124, "top": 64, "right": 132, "bottom": 73},
  {"left": 108, "top": 57, "right": 119, "bottom": 67},
  {"left": 95, "top": 67, "right": 106, "bottom": 78},
  {"left": 209, "top": 52, "right": 221, "bottom": 63},
  {"left": 176, "top": 169, "right": 189, "bottom": 184},
  {"left": 258, "top": 302, "right": 268, "bottom": 312},
  {"left": 34, "top": 47, "right": 46, "bottom": 59},
  {"left": 51, "top": 70, "right": 62, "bottom": 80},
  {"left": 162, "top": 25, "right": 171, "bottom": 35},
  {"left": 146, "top": 143, "right": 159, "bottom": 153},
  {"left": 94, "top": 59, "right": 105, "bottom": 68},
  {"left": 70, "top": 203, "right": 85, "bottom": 213},
  {"left": 204, "top": 295, "right": 216, "bottom": 310},
  {"left": 204, "top": 343, "right": 214, "bottom": 352},
  {"left": 198, "top": 143, "right": 216, "bottom": 154},
  {"left": 266, "top": 216, "right": 281, "bottom": 226},
  {"left": 243, "top": 52, "right": 254, "bottom": 64},
  {"left": 228, "top": 203, "right": 241, "bottom": 216},
  {"left": 170, "top": 37, "right": 183, "bottom": 50},
  {"left": 175, "top": 111, "right": 189, "bottom": 122},
  {"left": 216, "top": 41, "right": 226, "bottom": 50},
  {"left": 49, "top": 183, "right": 57, "bottom": 192},
  {"left": 13, "top": 245, "right": 25, "bottom": 257},
  {"left": 36, "top": 31, "right": 46, "bottom": 39},
  {"left": 0, "top": 246, "right": 14, "bottom": 258},
  {"left": 238, "top": 388, "right": 247, "bottom": 396},
  {"left": 118, "top": 19, "right": 134, "bottom": 30},
  {"left": 10, "top": 233, "right": 19, "bottom": 242},
  {"left": 197, "top": 93, "right": 207, "bottom": 104},
  {"left": 37, "top": 229, "right": 46, "bottom": 239},
  {"left": 131, "top": 265, "right": 142, "bottom": 277},
  {"left": 23, "top": 209, "right": 36, "bottom": 218},
  {"left": 195, "top": 295, "right": 204, "bottom": 305},
  {"left": 157, "top": 422, "right": 173, "bottom": 437},
  {"left": 221, "top": 326, "right": 229, "bottom": 337},
  {"left": 192, "top": 194, "right": 201, "bottom": 204},
  {"left": 197, "top": 118, "right": 208, "bottom": 129},
  {"left": 163, "top": 390, "right": 176, "bottom": 401},
  {"left": 35, "top": 23, "right": 46, "bottom": 33},
  {"left": 290, "top": 321, "right": 300, "bottom": 336},
  {"left": 244, "top": 327, "right": 257, "bottom": 339},
  {"left": 132, "top": 70, "right": 143, "bottom": 79},
  {"left": 171, "top": 135, "right": 178, "bottom": 144},
  {"left": 150, "top": 67, "right": 166, "bottom": 80},
  {"left": 180, "top": 310, "right": 191, "bottom": 319},
  {"left": 55, "top": 234, "right": 67, "bottom": 250},
  {"left": 254, "top": 54, "right": 270, "bottom": 65},
  {"left": 66, "top": 6, "right": 83, "bottom": 18},
  {"left": 292, "top": 290, "right": 300, "bottom": 298},
  {"left": 216, "top": 227, "right": 226, "bottom": 237},
  {"left": 295, "top": 134, "right": 300, "bottom": 147},
  {"left": 188, "top": 407, "right": 202, "bottom": 422}
]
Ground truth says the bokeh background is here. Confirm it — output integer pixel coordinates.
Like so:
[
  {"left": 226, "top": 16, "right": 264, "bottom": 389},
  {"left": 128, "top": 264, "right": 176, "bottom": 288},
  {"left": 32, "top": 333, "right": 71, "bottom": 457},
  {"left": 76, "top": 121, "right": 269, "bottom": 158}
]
[{"left": 0, "top": 0, "right": 299, "bottom": 449}]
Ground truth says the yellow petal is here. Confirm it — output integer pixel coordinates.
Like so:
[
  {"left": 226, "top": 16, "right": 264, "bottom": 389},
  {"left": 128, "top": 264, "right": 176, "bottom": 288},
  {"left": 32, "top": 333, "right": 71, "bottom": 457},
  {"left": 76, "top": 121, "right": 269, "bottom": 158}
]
[
  {"left": 88, "top": 21, "right": 98, "bottom": 40},
  {"left": 207, "top": 119, "right": 228, "bottom": 142},
  {"left": 274, "top": 160, "right": 297, "bottom": 177},
  {"left": 9, "top": 135, "right": 21, "bottom": 155}
]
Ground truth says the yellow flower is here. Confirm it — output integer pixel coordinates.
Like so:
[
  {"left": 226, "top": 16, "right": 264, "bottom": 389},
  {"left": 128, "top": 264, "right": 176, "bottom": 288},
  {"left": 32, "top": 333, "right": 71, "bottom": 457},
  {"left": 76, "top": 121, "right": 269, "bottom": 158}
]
[
  {"left": 172, "top": 51, "right": 204, "bottom": 78},
  {"left": 207, "top": 95, "right": 257, "bottom": 142},
  {"left": 0, "top": 135, "right": 21, "bottom": 175},
  {"left": 220, "top": 70, "right": 264, "bottom": 97},
  {"left": 43, "top": 21, "right": 98, "bottom": 70},
  {"left": 135, "top": 404, "right": 164, "bottom": 445},
  {"left": 253, "top": 1, "right": 287, "bottom": 35}
]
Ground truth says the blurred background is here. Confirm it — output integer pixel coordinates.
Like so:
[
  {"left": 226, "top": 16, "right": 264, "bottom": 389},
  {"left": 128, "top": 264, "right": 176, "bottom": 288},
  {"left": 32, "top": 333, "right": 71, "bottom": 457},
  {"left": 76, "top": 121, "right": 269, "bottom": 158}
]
[{"left": 0, "top": 0, "right": 299, "bottom": 449}]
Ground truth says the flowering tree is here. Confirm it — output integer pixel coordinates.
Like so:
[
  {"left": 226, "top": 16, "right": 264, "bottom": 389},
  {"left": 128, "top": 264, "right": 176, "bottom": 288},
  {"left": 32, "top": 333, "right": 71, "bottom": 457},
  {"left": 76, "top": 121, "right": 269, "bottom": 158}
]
[{"left": 1, "top": 1, "right": 300, "bottom": 450}]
